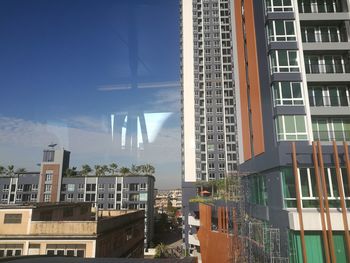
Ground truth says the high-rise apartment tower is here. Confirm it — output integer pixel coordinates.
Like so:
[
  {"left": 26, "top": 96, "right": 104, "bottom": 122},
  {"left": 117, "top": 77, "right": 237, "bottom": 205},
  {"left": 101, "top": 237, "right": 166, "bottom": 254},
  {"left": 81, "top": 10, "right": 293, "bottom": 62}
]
[{"left": 180, "top": 0, "right": 238, "bottom": 254}]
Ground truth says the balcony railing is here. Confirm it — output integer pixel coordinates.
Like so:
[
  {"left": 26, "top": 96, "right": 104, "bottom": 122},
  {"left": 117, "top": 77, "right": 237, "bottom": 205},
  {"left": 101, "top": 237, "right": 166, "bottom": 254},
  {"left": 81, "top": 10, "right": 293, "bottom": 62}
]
[
  {"left": 309, "top": 95, "right": 350, "bottom": 107},
  {"left": 302, "top": 32, "right": 348, "bottom": 43},
  {"left": 298, "top": 4, "right": 343, "bottom": 13},
  {"left": 266, "top": 5, "right": 294, "bottom": 13},
  {"left": 313, "top": 130, "right": 350, "bottom": 141},
  {"left": 305, "top": 63, "right": 350, "bottom": 74}
]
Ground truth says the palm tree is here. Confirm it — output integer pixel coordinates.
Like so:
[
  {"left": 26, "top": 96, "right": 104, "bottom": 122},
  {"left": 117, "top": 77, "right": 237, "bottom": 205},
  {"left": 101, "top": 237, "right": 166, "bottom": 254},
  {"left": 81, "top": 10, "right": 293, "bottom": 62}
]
[
  {"left": 154, "top": 243, "right": 170, "bottom": 258},
  {"left": 7, "top": 165, "right": 15, "bottom": 177},
  {"left": 130, "top": 164, "right": 140, "bottom": 175},
  {"left": 140, "top": 164, "right": 155, "bottom": 175},
  {"left": 15, "top": 168, "right": 27, "bottom": 174},
  {"left": 65, "top": 167, "right": 77, "bottom": 177},
  {"left": 0, "top": 166, "right": 6, "bottom": 176},
  {"left": 109, "top": 163, "right": 118, "bottom": 175},
  {"left": 101, "top": 165, "right": 110, "bottom": 176},
  {"left": 119, "top": 167, "right": 130, "bottom": 176},
  {"left": 94, "top": 165, "right": 102, "bottom": 176},
  {"left": 81, "top": 164, "right": 92, "bottom": 176}
]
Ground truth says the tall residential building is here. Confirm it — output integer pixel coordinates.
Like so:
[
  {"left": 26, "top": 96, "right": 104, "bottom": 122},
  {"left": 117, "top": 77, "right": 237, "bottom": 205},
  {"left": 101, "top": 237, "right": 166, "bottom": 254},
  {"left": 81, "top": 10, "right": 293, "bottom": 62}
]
[
  {"left": 180, "top": 0, "right": 238, "bottom": 253},
  {"left": 232, "top": 0, "right": 350, "bottom": 262}
]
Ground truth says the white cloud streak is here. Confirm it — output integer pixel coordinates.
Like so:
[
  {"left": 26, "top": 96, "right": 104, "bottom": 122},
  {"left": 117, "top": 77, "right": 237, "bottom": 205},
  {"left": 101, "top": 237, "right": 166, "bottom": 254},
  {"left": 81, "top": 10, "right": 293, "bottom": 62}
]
[{"left": 0, "top": 115, "right": 181, "bottom": 188}]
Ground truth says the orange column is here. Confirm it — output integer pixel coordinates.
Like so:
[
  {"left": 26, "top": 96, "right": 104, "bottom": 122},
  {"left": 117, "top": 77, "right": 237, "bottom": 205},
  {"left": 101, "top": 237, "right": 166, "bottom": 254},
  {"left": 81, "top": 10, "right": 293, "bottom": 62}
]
[
  {"left": 234, "top": 0, "right": 251, "bottom": 160},
  {"left": 243, "top": 0, "right": 265, "bottom": 157},
  {"left": 312, "top": 142, "right": 330, "bottom": 263},
  {"left": 343, "top": 141, "right": 350, "bottom": 196},
  {"left": 292, "top": 142, "right": 307, "bottom": 263},
  {"left": 333, "top": 141, "right": 350, "bottom": 260},
  {"left": 317, "top": 141, "right": 337, "bottom": 262}
]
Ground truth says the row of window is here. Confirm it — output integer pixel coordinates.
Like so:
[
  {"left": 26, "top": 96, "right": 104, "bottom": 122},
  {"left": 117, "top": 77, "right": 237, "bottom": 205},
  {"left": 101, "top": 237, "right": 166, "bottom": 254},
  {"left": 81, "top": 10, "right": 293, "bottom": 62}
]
[
  {"left": 309, "top": 86, "right": 349, "bottom": 107},
  {"left": 268, "top": 21, "right": 348, "bottom": 44},
  {"left": 276, "top": 115, "right": 308, "bottom": 141},
  {"left": 0, "top": 246, "right": 85, "bottom": 258},
  {"left": 298, "top": 0, "right": 343, "bottom": 13},
  {"left": 304, "top": 55, "right": 350, "bottom": 74},
  {"left": 1, "top": 184, "right": 38, "bottom": 192},
  {"left": 272, "top": 83, "right": 350, "bottom": 107},
  {"left": 282, "top": 167, "right": 349, "bottom": 208},
  {"left": 265, "top": 0, "right": 342, "bottom": 13},
  {"left": 1, "top": 193, "right": 37, "bottom": 203},
  {"left": 312, "top": 118, "right": 350, "bottom": 141},
  {"left": 301, "top": 25, "right": 347, "bottom": 43}
]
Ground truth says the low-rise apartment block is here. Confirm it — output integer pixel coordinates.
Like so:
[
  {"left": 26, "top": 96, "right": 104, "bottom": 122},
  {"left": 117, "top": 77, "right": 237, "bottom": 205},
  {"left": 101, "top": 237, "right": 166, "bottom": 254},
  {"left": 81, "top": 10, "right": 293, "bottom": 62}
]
[
  {"left": 0, "top": 203, "right": 144, "bottom": 259},
  {"left": 0, "top": 148, "right": 155, "bottom": 249}
]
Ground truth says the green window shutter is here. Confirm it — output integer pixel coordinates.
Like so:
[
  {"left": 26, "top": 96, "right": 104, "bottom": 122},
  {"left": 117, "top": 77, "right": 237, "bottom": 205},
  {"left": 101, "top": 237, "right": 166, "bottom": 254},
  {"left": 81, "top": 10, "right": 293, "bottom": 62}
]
[{"left": 333, "top": 232, "right": 348, "bottom": 263}]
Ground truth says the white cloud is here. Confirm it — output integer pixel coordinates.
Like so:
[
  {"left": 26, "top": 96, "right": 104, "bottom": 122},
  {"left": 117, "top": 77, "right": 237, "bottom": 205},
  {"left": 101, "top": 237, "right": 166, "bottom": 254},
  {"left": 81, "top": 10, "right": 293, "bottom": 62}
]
[
  {"left": 148, "top": 88, "right": 181, "bottom": 113},
  {"left": 0, "top": 115, "right": 181, "bottom": 188}
]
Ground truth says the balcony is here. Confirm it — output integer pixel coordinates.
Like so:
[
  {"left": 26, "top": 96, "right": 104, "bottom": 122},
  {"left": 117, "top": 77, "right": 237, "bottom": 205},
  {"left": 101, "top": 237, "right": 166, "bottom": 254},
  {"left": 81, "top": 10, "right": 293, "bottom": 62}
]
[
  {"left": 302, "top": 31, "right": 349, "bottom": 50},
  {"left": 298, "top": 3, "right": 350, "bottom": 21},
  {"left": 265, "top": 3, "right": 295, "bottom": 20},
  {"left": 313, "top": 130, "right": 350, "bottom": 141},
  {"left": 309, "top": 95, "right": 350, "bottom": 115},
  {"left": 305, "top": 62, "right": 350, "bottom": 82}
]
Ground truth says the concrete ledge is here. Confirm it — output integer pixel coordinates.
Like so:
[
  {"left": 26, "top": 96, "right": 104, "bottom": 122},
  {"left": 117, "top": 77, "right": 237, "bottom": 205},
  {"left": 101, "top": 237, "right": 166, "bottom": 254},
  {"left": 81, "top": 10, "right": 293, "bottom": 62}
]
[
  {"left": 299, "top": 12, "right": 350, "bottom": 21},
  {"left": 310, "top": 106, "right": 350, "bottom": 116},
  {"left": 306, "top": 73, "right": 350, "bottom": 82},
  {"left": 288, "top": 209, "right": 350, "bottom": 230},
  {"left": 303, "top": 42, "right": 350, "bottom": 51}
]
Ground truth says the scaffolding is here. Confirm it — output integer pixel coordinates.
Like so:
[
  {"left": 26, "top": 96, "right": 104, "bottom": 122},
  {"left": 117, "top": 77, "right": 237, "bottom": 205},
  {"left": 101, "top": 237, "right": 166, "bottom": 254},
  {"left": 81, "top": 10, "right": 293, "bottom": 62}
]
[
  {"left": 193, "top": 172, "right": 289, "bottom": 262},
  {"left": 223, "top": 173, "right": 289, "bottom": 263}
]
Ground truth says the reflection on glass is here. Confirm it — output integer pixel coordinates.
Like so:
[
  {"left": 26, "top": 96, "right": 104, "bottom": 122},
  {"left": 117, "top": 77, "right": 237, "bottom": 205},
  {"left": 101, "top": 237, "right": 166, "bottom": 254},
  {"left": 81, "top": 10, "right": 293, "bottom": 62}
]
[{"left": 0, "top": 0, "right": 180, "bottom": 188}]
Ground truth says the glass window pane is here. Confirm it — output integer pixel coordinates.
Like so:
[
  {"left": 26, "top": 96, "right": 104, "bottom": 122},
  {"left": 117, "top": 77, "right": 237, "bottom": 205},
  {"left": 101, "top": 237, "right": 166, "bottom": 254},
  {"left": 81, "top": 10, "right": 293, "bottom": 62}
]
[
  {"left": 277, "top": 116, "right": 284, "bottom": 133},
  {"left": 295, "top": 116, "right": 306, "bottom": 133},
  {"left": 338, "top": 88, "right": 348, "bottom": 106},
  {"left": 314, "top": 88, "right": 324, "bottom": 106},
  {"left": 329, "top": 87, "right": 339, "bottom": 106},
  {"left": 282, "top": 168, "right": 296, "bottom": 199},
  {"left": 284, "top": 116, "right": 295, "bottom": 133},
  {"left": 281, "top": 83, "right": 292, "bottom": 99},
  {"left": 333, "top": 120, "right": 343, "bottom": 140},
  {"left": 300, "top": 168, "right": 310, "bottom": 197},
  {"left": 285, "top": 22, "right": 295, "bottom": 35},
  {"left": 341, "top": 168, "right": 349, "bottom": 197},
  {"left": 275, "top": 21, "right": 285, "bottom": 35},
  {"left": 329, "top": 168, "right": 339, "bottom": 197},
  {"left": 292, "top": 83, "right": 302, "bottom": 98},
  {"left": 288, "top": 51, "right": 298, "bottom": 66},
  {"left": 278, "top": 51, "right": 288, "bottom": 66}
]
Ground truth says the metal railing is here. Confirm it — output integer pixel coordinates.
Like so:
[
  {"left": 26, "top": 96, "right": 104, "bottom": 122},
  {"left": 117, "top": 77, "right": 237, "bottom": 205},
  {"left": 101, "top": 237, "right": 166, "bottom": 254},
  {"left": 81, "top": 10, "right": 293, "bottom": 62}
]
[
  {"left": 302, "top": 32, "right": 348, "bottom": 43},
  {"left": 313, "top": 130, "right": 350, "bottom": 141},
  {"left": 309, "top": 95, "right": 350, "bottom": 107},
  {"left": 305, "top": 63, "right": 350, "bottom": 74},
  {"left": 266, "top": 6, "right": 294, "bottom": 13},
  {"left": 298, "top": 4, "right": 343, "bottom": 13}
]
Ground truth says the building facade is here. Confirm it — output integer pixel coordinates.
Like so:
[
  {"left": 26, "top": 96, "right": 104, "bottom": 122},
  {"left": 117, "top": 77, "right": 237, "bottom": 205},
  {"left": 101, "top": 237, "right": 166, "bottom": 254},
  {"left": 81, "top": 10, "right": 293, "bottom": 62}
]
[
  {"left": 0, "top": 203, "right": 144, "bottom": 259},
  {"left": 0, "top": 149, "right": 155, "bottom": 249},
  {"left": 232, "top": 0, "right": 350, "bottom": 262},
  {"left": 180, "top": 0, "right": 239, "bottom": 253}
]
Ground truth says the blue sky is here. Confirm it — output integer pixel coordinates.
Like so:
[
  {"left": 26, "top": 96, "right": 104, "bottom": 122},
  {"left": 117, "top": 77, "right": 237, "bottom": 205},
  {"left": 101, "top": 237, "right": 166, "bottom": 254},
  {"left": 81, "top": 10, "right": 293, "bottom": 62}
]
[{"left": 0, "top": 0, "right": 181, "bottom": 189}]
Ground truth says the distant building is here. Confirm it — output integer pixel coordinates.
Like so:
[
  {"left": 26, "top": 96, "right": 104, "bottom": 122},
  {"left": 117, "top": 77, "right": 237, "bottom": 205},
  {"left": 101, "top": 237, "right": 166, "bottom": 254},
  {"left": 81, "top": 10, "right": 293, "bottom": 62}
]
[
  {"left": 155, "top": 189, "right": 182, "bottom": 212},
  {"left": 0, "top": 203, "right": 144, "bottom": 258},
  {"left": 0, "top": 148, "right": 155, "bottom": 249}
]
